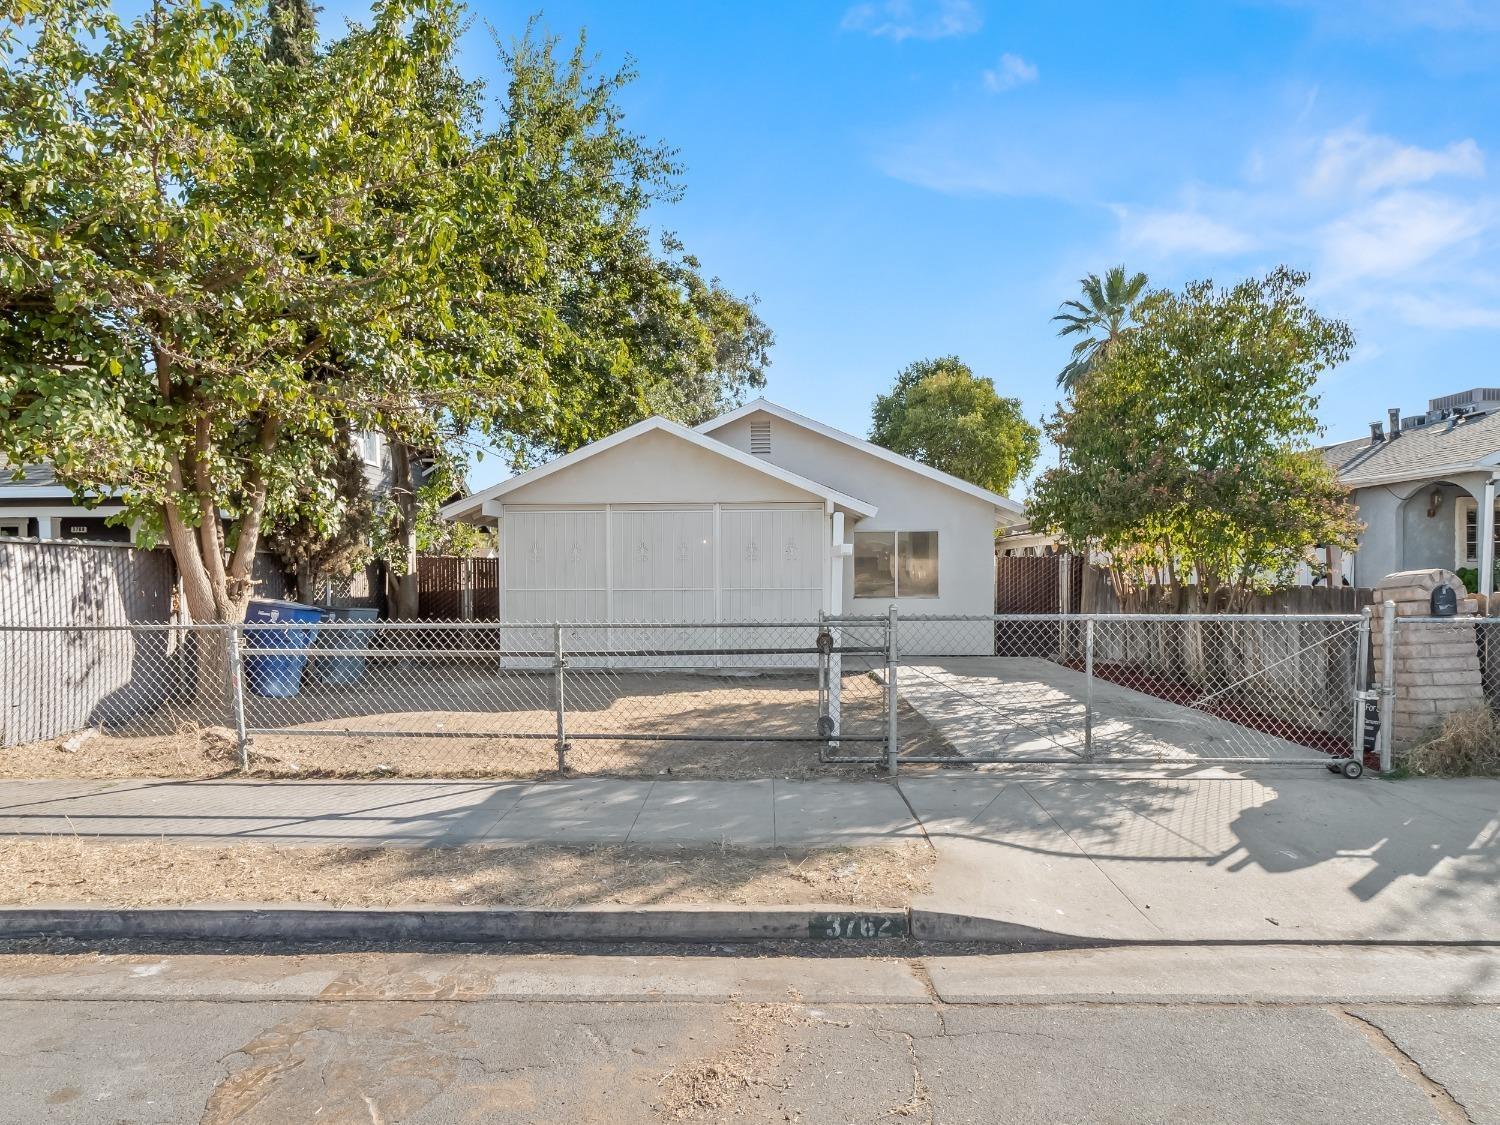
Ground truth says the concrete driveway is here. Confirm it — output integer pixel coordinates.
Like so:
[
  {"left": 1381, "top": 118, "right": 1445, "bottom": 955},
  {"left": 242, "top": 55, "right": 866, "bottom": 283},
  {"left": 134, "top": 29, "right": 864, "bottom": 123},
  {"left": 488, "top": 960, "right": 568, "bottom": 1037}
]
[
  {"left": 901, "top": 773, "right": 1500, "bottom": 943},
  {"left": 898, "top": 656, "right": 1334, "bottom": 765}
]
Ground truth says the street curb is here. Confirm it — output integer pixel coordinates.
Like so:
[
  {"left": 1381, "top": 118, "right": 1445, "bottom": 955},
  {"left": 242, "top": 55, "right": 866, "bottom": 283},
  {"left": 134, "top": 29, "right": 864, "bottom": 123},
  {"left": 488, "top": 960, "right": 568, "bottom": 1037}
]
[
  {"left": 0, "top": 905, "right": 911, "bottom": 945},
  {"left": 908, "top": 910, "right": 1102, "bottom": 947}
]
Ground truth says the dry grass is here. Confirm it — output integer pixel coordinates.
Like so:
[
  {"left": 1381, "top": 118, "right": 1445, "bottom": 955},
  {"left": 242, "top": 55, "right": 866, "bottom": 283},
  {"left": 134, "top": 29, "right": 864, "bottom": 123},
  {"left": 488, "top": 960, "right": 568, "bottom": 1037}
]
[
  {"left": 1405, "top": 706, "right": 1500, "bottom": 777},
  {"left": 655, "top": 1001, "right": 843, "bottom": 1121},
  {"left": 0, "top": 838, "right": 933, "bottom": 909},
  {"left": 0, "top": 679, "right": 952, "bottom": 782}
]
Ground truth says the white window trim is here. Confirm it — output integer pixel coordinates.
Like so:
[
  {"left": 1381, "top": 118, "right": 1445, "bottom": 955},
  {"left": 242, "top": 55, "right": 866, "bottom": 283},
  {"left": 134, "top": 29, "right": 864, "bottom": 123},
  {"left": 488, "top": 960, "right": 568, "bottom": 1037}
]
[
  {"left": 1454, "top": 496, "right": 1500, "bottom": 567},
  {"left": 851, "top": 529, "right": 940, "bottom": 600},
  {"left": 355, "top": 431, "right": 382, "bottom": 468}
]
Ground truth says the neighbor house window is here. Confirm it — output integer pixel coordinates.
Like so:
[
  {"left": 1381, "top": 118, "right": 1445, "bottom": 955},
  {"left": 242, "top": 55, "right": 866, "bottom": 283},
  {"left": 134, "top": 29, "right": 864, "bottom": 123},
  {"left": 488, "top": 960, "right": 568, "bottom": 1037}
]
[
  {"left": 354, "top": 431, "right": 382, "bottom": 467},
  {"left": 1460, "top": 501, "right": 1500, "bottom": 565},
  {"left": 852, "top": 531, "right": 939, "bottom": 598}
]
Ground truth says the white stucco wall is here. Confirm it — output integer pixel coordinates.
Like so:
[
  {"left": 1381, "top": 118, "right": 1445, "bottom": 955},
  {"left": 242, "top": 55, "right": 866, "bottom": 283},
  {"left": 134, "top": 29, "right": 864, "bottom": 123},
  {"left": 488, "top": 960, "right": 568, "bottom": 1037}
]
[
  {"left": 498, "top": 428, "right": 819, "bottom": 507},
  {"left": 706, "top": 411, "right": 997, "bottom": 654},
  {"left": 1348, "top": 472, "right": 1492, "bottom": 588}
]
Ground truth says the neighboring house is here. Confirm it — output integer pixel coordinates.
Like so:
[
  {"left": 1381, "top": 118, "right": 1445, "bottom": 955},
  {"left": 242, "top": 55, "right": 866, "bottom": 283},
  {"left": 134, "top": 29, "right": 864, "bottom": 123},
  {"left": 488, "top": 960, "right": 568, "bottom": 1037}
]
[
  {"left": 1322, "top": 388, "right": 1500, "bottom": 593},
  {"left": 997, "top": 522, "right": 1062, "bottom": 558},
  {"left": 0, "top": 431, "right": 403, "bottom": 545},
  {"left": 440, "top": 398, "right": 1024, "bottom": 653},
  {"left": 0, "top": 463, "right": 130, "bottom": 542}
]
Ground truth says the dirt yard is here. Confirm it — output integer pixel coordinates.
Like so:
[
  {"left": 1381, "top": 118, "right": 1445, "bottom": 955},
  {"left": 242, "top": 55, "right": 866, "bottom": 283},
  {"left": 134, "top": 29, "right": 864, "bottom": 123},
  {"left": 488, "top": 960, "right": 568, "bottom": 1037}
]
[
  {"left": 0, "top": 668, "right": 955, "bottom": 780},
  {"left": 0, "top": 838, "right": 934, "bottom": 909}
]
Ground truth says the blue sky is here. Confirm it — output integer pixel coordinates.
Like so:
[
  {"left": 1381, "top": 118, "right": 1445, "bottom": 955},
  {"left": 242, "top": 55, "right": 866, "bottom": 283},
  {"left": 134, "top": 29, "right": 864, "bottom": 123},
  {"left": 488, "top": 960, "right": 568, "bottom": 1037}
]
[{"left": 343, "top": 1, "right": 1500, "bottom": 496}]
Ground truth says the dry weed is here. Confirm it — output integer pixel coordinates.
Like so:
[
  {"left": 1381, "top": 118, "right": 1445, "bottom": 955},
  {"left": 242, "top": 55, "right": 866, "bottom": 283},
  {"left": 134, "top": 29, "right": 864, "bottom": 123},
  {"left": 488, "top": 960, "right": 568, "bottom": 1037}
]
[
  {"left": 1405, "top": 706, "right": 1500, "bottom": 777},
  {"left": 0, "top": 839, "right": 933, "bottom": 909}
]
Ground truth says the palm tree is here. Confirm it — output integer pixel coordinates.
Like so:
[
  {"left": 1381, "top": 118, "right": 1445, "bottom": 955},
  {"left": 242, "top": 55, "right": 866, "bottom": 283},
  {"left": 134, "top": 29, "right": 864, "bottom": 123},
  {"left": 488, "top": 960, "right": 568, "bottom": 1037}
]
[{"left": 1052, "top": 265, "right": 1149, "bottom": 393}]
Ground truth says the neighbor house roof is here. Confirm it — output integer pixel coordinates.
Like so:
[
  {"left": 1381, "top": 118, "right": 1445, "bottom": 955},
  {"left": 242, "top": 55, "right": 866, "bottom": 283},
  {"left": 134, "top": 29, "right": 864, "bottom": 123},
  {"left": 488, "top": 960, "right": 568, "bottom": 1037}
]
[
  {"left": 697, "top": 398, "right": 1025, "bottom": 517},
  {"left": 1321, "top": 411, "right": 1500, "bottom": 487},
  {"left": 0, "top": 463, "right": 122, "bottom": 504},
  {"left": 441, "top": 415, "right": 879, "bottom": 522}
]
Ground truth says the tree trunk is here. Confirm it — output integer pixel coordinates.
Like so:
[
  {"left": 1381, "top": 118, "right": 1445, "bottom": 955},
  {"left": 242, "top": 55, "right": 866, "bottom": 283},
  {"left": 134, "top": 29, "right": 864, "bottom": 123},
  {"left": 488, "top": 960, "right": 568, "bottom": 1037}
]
[{"left": 386, "top": 438, "right": 420, "bottom": 620}]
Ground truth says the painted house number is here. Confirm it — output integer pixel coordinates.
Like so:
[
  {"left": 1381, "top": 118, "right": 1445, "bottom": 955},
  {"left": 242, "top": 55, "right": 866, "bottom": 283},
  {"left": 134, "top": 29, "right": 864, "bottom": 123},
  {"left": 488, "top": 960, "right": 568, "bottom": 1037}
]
[{"left": 809, "top": 913, "right": 900, "bottom": 939}]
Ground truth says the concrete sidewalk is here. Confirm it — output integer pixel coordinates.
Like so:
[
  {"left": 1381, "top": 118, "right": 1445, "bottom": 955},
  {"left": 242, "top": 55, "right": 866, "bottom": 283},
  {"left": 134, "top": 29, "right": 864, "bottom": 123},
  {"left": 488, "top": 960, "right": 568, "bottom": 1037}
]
[
  {"left": 0, "top": 777, "right": 922, "bottom": 848},
  {"left": 2, "top": 774, "right": 1497, "bottom": 943}
]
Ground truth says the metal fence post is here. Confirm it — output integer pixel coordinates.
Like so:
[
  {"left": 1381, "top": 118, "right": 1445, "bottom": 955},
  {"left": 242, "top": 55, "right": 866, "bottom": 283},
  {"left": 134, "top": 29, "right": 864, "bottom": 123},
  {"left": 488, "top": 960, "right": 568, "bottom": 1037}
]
[
  {"left": 1352, "top": 606, "right": 1372, "bottom": 766},
  {"left": 1084, "top": 617, "right": 1095, "bottom": 763},
  {"left": 1377, "top": 600, "right": 1397, "bottom": 773},
  {"left": 225, "top": 624, "right": 250, "bottom": 772},
  {"left": 553, "top": 623, "right": 568, "bottom": 773},
  {"left": 885, "top": 605, "right": 899, "bottom": 776}
]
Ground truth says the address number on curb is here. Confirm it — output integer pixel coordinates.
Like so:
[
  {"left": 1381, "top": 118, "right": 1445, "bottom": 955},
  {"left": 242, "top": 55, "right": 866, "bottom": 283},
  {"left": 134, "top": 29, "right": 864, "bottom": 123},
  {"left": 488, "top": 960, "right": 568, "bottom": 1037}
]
[{"left": 809, "top": 914, "right": 902, "bottom": 940}]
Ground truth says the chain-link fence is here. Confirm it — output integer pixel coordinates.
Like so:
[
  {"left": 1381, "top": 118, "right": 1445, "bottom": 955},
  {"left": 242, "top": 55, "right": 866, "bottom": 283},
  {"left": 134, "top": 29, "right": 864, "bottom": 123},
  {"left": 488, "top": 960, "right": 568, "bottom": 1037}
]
[
  {"left": 0, "top": 619, "right": 897, "bottom": 778},
  {"left": 884, "top": 613, "right": 1370, "bottom": 773},
  {"left": 1, "top": 610, "right": 1388, "bottom": 779}
]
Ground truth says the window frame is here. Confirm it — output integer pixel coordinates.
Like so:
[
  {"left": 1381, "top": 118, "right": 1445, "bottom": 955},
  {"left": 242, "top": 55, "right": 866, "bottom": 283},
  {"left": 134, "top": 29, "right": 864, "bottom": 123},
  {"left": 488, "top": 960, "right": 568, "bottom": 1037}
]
[
  {"left": 1455, "top": 497, "right": 1500, "bottom": 566},
  {"left": 851, "top": 529, "right": 940, "bottom": 599},
  {"left": 354, "top": 431, "right": 383, "bottom": 468}
]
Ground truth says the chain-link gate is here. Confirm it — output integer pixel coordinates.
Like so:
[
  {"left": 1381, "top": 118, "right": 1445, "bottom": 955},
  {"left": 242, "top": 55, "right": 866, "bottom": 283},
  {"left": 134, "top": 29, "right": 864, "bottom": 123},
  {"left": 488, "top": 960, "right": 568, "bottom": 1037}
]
[{"left": 883, "top": 612, "right": 1372, "bottom": 775}]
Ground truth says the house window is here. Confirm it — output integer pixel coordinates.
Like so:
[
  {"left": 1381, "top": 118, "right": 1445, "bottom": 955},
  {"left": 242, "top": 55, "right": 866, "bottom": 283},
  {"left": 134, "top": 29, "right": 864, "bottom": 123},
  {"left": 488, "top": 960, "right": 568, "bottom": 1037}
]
[
  {"left": 1459, "top": 500, "right": 1500, "bottom": 565},
  {"left": 354, "top": 431, "right": 382, "bottom": 467},
  {"left": 749, "top": 421, "right": 772, "bottom": 457},
  {"left": 852, "top": 531, "right": 939, "bottom": 598}
]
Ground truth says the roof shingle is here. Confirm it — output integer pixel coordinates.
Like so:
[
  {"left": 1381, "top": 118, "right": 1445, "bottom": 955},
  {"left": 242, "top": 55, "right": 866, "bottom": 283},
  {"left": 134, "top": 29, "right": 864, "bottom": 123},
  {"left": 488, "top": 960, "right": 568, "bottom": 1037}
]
[{"left": 1320, "top": 412, "right": 1500, "bottom": 485}]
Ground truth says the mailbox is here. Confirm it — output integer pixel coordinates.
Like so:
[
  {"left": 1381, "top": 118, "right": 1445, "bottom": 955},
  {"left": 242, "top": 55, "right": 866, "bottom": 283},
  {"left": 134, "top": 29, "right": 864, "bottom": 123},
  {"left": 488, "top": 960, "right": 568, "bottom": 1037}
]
[{"left": 1431, "top": 584, "right": 1458, "bottom": 617}]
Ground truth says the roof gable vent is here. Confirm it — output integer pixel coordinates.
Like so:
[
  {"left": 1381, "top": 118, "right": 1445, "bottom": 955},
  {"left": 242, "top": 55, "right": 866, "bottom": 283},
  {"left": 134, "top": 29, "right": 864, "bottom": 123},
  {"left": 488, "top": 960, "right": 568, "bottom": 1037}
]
[{"left": 749, "top": 421, "right": 772, "bottom": 457}]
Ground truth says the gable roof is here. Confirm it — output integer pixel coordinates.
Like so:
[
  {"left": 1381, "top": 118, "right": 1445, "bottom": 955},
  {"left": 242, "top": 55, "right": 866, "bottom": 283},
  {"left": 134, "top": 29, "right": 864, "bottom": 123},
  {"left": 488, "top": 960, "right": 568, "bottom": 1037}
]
[
  {"left": 1321, "top": 411, "right": 1500, "bottom": 487},
  {"left": 441, "top": 415, "right": 878, "bottom": 522},
  {"left": 697, "top": 398, "right": 1025, "bottom": 517}
]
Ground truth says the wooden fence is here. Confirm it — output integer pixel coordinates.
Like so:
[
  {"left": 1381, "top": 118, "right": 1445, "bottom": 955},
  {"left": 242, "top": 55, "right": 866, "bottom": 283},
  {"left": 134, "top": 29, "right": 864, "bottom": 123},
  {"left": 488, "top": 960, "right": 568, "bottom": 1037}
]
[
  {"left": 416, "top": 555, "right": 499, "bottom": 620},
  {"left": 996, "top": 553, "right": 1376, "bottom": 616}
]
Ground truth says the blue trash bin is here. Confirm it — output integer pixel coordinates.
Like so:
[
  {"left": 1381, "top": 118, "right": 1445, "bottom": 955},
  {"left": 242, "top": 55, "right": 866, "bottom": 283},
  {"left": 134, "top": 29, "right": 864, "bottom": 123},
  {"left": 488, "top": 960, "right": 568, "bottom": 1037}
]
[
  {"left": 243, "top": 599, "right": 324, "bottom": 698},
  {"left": 313, "top": 606, "right": 379, "bottom": 684}
]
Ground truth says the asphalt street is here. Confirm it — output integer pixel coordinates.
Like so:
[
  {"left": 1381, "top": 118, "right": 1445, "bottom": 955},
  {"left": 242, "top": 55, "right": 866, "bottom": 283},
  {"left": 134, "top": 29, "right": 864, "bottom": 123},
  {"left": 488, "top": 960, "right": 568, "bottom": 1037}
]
[{"left": 1, "top": 944, "right": 1496, "bottom": 1124}]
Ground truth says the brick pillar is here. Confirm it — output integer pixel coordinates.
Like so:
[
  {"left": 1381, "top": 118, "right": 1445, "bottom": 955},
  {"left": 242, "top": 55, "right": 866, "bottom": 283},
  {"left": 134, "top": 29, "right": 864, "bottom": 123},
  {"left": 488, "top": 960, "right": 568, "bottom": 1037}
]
[{"left": 1372, "top": 569, "right": 1483, "bottom": 751}]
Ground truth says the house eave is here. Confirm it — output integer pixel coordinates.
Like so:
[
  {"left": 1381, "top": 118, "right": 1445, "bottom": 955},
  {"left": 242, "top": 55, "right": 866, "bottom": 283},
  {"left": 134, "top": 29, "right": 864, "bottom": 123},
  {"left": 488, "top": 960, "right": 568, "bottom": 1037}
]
[
  {"left": 441, "top": 415, "right": 879, "bottom": 523},
  {"left": 697, "top": 397, "right": 1025, "bottom": 516}
]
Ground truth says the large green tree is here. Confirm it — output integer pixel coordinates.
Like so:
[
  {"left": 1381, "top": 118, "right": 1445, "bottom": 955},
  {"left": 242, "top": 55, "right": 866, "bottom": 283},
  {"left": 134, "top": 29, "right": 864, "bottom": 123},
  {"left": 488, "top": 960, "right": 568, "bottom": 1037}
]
[
  {"left": 870, "top": 357, "right": 1039, "bottom": 494},
  {"left": 1052, "top": 264, "right": 1149, "bottom": 393},
  {"left": 1028, "top": 267, "right": 1362, "bottom": 610},
  {"left": 0, "top": 0, "right": 771, "bottom": 622}
]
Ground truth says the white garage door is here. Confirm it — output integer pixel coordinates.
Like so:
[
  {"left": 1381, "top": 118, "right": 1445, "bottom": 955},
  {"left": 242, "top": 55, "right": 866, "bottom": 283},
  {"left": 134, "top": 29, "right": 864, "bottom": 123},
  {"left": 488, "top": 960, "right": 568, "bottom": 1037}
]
[
  {"left": 502, "top": 509, "right": 607, "bottom": 624},
  {"left": 503, "top": 506, "right": 825, "bottom": 635},
  {"left": 719, "top": 508, "right": 824, "bottom": 621},
  {"left": 610, "top": 508, "right": 715, "bottom": 623}
]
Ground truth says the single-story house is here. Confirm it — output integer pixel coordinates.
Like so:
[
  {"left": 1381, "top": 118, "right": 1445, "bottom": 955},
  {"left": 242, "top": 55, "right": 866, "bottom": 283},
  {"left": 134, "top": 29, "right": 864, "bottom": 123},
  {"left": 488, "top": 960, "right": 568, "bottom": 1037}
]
[
  {"left": 441, "top": 398, "right": 1024, "bottom": 653},
  {"left": 1321, "top": 388, "right": 1500, "bottom": 593}
]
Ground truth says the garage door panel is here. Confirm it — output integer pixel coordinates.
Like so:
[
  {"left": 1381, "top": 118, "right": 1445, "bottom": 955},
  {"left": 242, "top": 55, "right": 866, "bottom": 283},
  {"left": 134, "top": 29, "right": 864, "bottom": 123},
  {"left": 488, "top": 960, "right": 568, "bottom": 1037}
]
[
  {"left": 503, "top": 589, "right": 608, "bottom": 624},
  {"left": 611, "top": 510, "right": 714, "bottom": 593},
  {"left": 720, "top": 509, "right": 823, "bottom": 620},
  {"left": 611, "top": 589, "right": 716, "bottom": 625},
  {"left": 504, "top": 511, "right": 606, "bottom": 592}
]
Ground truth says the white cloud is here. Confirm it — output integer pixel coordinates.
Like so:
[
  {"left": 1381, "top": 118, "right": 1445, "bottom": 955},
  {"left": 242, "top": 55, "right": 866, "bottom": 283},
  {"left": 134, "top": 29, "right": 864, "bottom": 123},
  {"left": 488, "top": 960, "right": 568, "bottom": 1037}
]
[
  {"left": 1270, "top": 0, "right": 1500, "bottom": 34},
  {"left": 1317, "top": 190, "right": 1488, "bottom": 279},
  {"left": 840, "top": 0, "right": 982, "bottom": 41},
  {"left": 1303, "top": 127, "right": 1484, "bottom": 198},
  {"left": 982, "top": 53, "right": 1038, "bottom": 93},
  {"left": 1114, "top": 206, "right": 1258, "bottom": 255},
  {"left": 1387, "top": 294, "right": 1500, "bottom": 329}
]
